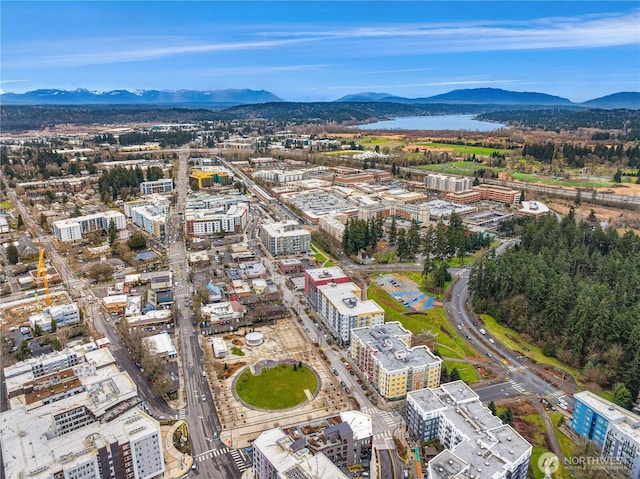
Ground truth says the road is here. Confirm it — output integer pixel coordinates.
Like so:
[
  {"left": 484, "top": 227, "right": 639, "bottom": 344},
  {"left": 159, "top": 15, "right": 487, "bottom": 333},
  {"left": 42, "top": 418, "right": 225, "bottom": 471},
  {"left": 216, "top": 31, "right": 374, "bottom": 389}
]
[
  {"left": 168, "top": 149, "right": 240, "bottom": 479},
  {"left": 443, "top": 241, "right": 575, "bottom": 411}
]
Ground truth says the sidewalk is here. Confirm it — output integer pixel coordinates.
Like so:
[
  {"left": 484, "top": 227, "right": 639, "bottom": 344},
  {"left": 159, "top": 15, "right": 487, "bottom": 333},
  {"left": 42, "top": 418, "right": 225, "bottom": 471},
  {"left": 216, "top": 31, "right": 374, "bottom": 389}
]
[{"left": 160, "top": 420, "right": 193, "bottom": 478}]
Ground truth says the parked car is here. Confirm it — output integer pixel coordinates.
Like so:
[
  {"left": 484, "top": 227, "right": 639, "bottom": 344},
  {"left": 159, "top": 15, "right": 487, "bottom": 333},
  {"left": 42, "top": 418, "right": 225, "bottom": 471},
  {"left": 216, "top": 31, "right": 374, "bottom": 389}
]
[{"left": 340, "top": 380, "right": 346, "bottom": 387}]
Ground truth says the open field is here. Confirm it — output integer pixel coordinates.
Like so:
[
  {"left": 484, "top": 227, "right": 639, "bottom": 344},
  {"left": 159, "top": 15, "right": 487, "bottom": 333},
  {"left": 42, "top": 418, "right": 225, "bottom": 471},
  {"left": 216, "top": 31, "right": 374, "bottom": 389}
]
[
  {"left": 414, "top": 142, "right": 512, "bottom": 156},
  {"left": 443, "top": 359, "right": 479, "bottom": 384},
  {"left": 323, "top": 149, "right": 363, "bottom": 156},
  {"left": 417, "top": 161, "right": 482, "bottom": 176},
  {"left": 235, "top": 364, "right": 317, "bottom": 409},
  {"left": 479, "top": 314, "right": 581, "bottom": 383},
  {"left": 510, "top": 171, "right": 612, "bottom": 188}
]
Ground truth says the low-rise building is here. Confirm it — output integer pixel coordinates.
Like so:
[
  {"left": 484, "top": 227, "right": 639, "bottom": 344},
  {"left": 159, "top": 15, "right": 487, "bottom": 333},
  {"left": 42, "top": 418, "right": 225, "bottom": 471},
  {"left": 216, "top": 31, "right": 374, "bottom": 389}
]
[
  {"left": 143, "top": 332, "right": 177, "bottom": 359},
  {"left": 350, "top": 322, "right": 442, "bottom": 401},
  {"left": 446, "top": 184, "right": 521, "bottom": 205},
  {"left": 316, "top": 282, "right": 385, "bottom": 346},
  {"left": 52, "top": 210, "right": 126, "bottom": 242},
  {"left": 517, "top": 200, "right": 550, "bottom": 218},
  {"left": 139, "top": 178, "right": 173, "bottom": 194},
  {"left": 406, "top": 381, "right": 532, "bottom": 479},
  {"left": 260, "top": 220, "right": 311, "bottom": 257},
  {"left": 571, "top": 391, "right": 640, "bottom": 479},
  {"left": 29, "top": 303, "right": 81, "bottom": 333},
  {"left": 278, "top": 258, "right": 304, "bottom": 275}
]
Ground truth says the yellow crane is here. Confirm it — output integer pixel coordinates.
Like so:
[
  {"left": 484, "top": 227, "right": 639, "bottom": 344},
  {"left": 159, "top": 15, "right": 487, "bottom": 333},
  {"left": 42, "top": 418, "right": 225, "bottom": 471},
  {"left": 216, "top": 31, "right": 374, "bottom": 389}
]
[{"left": 36, "top": 247, "right": 52, "bottom": 307}]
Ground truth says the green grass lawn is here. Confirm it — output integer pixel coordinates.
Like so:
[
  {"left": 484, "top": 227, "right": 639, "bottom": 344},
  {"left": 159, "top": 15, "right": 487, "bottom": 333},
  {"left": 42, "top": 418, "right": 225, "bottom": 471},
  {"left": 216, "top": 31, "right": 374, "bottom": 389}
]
[
  {"left": 510, "top": 172, "right": 612, "bottom": 188},
  {"left": 416, "top": 161, "right": 482, "bottom": 176},
  {"left": 594, "top": 390, "right": 615, "bottom": 402},
  {"left": 443, "top": 360, "right": 479, "bottom": 384},
  {"left": 415, "top": 142, "right": 512, "bottom": 156},
  {"left": 231, "top": 346, "right": 245, "bottom": 356},
  {"left": 479, "top": 314, "right": 581, "bottom": 383},
  {"left": 324, "top": 149, "right": 362, "bottom": 156},
  {"left": 236, "top": 364, "right": 317, "bottom": 409},
  {"left": 367, "top": 280, "right": 479, "bottom": 360}
]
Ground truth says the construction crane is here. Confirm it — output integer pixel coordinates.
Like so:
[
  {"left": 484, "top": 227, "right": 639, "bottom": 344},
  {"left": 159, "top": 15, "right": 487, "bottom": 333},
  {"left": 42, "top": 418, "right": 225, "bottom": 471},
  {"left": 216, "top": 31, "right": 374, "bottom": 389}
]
[{"left": 36, "top": 247, "right": 52, "bottom": 307}]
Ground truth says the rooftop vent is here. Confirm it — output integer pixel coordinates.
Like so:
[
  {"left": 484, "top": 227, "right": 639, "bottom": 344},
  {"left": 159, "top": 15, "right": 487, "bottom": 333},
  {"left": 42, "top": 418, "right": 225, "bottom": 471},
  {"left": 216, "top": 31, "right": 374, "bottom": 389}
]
[{"left": 448, "top": 460, "right": 453, "bottom": 465}]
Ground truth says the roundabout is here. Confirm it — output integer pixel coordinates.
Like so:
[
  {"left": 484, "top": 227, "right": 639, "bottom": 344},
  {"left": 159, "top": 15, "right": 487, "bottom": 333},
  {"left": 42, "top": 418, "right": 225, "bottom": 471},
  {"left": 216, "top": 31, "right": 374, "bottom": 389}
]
[{"left": 234, "top": 359, "right": 320, "bottom": 410}]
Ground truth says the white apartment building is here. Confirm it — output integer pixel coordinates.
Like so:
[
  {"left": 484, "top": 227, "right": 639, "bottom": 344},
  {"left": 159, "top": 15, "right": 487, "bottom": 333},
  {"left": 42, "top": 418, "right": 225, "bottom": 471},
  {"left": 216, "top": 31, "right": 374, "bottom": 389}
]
[
  {"left": 29, "top": 302, "right": 81, "bottom": 333},
  {"left": 315, "top": 282, "right": 384, "bottom": 346},
  {"left": 253, "top": 428, "right": 348, "bottom": 479},
  {"left": 253, "top": 169, "right": 309, "bottom": 184},
  {"left": 351, "top": 322, "right": 442, "bottom": 401},
  {"left": 260, "top": 220, "right": 311, "bottom": 256},
  {"left": 407, "top": 381, "right": 532, "bottom": 479},
  {"left": 52, "top": 211, "right": 126, "bottom": 242},
  {"left": 124, "top": 195, "right": 170, "bottom": 218},
  {"left": 139, "top": 178, "right": 173, "bottom": 195},
  {"left": 425, "top": 173, "right": 472, "bottom": 193},
  {"left": 185, "top": 203, "right": 248, "bottom": 236},
  {"left": 130, "top": 205, "right": 169, "bottom": 242}
]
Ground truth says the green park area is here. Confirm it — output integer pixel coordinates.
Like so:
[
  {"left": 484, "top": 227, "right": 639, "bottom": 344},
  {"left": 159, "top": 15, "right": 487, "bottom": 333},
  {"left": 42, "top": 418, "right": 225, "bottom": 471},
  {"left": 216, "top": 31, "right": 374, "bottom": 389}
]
[
  {"left": 509, "top": 171, "right": 612, "bottom": 188},
  {"left": 479, "top": 314, "right": 581, "bottom": 384},
  {"left": 417, "top": 161, "right": 484, "bottom": 176},
  {"left": 415, "top": 142, "right": 512, "bottom": 156},
  {"left": 368, "top": 279, "right": 480, "bottom": 373},
  {"left": 235, "top": 364, "right": 317, "bottom": 409}
]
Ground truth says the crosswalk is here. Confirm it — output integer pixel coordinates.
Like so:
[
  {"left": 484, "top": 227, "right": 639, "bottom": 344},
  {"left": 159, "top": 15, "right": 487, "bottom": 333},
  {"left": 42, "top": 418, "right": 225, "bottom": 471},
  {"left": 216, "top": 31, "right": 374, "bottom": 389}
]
[
  {"left": 230, "top": 449, "right": 250, "bottom": 471},
  {"left": 509, "top": 380, "right": 527, "bottom": 394},
  {"left": 507, "top": 365, "right": 527, "bottom": 373},
  {"left": 373, "top": 430, "right": 392, "bottom": 441},
  {"left": 196, "top": 447, "right": 229, "bottom": 461},
  {"left": 549, "top": 390, "right": 566, "bottom": 400},
  {"left": 177, "top": 408, "right": 186, "bottom": 419}
]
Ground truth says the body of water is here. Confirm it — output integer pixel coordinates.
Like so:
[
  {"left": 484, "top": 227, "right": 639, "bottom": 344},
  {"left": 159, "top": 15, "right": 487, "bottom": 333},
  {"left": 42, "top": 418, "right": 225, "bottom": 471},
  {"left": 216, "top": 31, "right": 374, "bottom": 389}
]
[{"left": 357, "top": 114, "right": 507, "bottom": 131}]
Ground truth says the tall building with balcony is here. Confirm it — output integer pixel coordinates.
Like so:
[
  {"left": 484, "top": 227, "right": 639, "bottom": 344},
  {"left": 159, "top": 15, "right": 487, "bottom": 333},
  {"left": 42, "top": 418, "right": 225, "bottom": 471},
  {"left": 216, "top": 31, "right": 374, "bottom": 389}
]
[
  {"left": 571, "top": 391, "right": 640, "bottom": 479},
  {"left": 259, "top": 220, "right": 311, "bottom": 257},
  {"left": 316, "top": 282, "right": 385, "bottom": 346},
  {"left": 406, "top": 381, "right": 532, "bottom": 479},
  {"left": 350, "top": 322, "right": 441, "bottom": 401}
]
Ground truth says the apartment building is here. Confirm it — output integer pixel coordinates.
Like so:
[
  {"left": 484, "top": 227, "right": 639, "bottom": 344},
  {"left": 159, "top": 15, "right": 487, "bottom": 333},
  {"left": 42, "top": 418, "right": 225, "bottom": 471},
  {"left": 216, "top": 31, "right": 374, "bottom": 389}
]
[
  {"left": 304, "top": 266, "right": 351, "bottom": 309},
  {"left": 406, "top": 381, "right": 532, "bottom": 479},
  {"left": 350, "top": 322, "right": 442, "bottom": 401},
  {"left": 571, "top": 391, "right": 640, "bottom": 479},
  {"left": 130, "top": 205, "right": 169, "bottom": 241},
  {"left": 425, "top": 173, "right": 472, "bottom": 193},
  {"left": 29, "top": 302, "right": 81, "bottom": 333},
  {"left": 52, "top": 210, "right": 126, "bottom": 242},
  {"left": 446, "top": 184, "right": 521, "bottom": 205},
  {"left": 189, "top": 169, "right": 232, "bottom": 188},
  {"left": 315, "top": 282, "right": 385, "bottom": 346},
  {"left": 260, "top": 220, "right": 311, "bottom": 257},
  {"left": 139, "top": 178, "right": 173, "bottom": 195},
  {"left": 253, "top": 168, "right": 309, "bottom": 184},
  {"left": 185, "top": 203, "right": 248, "bottom": 236},
  {"left": 252, "top": 428, "right": 349, "bottom": 479},
  {"left": 124, "top": 195, "right": 170, "bottom": 217}
]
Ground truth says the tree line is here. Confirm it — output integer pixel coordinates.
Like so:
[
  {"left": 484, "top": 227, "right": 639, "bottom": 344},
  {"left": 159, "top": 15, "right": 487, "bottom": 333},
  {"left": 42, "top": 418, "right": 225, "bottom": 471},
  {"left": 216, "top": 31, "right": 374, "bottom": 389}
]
[
  {"left": 97, "top": 164, "right": 164, "bottom": 202},
  {"left": 469, "top": 213, "right": 640, "bottom": 409},
  {"left": 522, "top": 142, "right": 640, "bottom": 169}
]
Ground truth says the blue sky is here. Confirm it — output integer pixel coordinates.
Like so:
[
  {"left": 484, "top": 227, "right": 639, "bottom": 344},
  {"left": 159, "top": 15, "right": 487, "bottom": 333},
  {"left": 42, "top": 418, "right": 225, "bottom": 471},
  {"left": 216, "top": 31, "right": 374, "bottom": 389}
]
[{"left": 1, "top": 1, "right": 639, "bottom": 102}]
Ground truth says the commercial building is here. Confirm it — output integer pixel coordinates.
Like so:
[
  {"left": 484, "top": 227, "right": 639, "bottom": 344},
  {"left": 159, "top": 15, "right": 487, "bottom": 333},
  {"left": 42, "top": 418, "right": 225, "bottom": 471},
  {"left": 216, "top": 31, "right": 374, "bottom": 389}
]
[
  {"left": 253, "top": 169, "right": 309, "bottom": 184},
  {"left": 260, "top": 220, "right": 311, "bottom": 257},
  {"left": 406, "top": 381, "right": 532, "bottom": 479},
  {"left": 350, "top": 322, "right": 442, "bottom": 401},
  {"left": 425, "top": 174, "right": 472, "bottom": 193},
  {"left": 446, "top": 184, "right": 521, "bottom": 205},
  {"left": 52, "top": 210, "right": 126, "bottom": 242},
  {"left": 143, "top": 332, "right": 177, "bottom": 360},
  {"left": 285, "top": 190, "right": 358, "bottom": 224},
  {"left": 304, "top": 266, "right": 351, "bottom": 309},
  {"left": 316, "top": 282, "right": 385, "bottom": 346},
  {"left": 517, "top": 200, "right": 550, "bottom": 218},
  {"left": 189, "top": 169, "right": 232, "bottom": 188},
  {"left": 252, "top": 428, "right": 349, "bottom": 479},
  {"left": 185, "top": 204, "right": 248, "bottom": 236},
  {"left": 571, "top": 391, "right": 640, "bottom": 479},
  {"left": 139, "top": 178, "right": 173, "bottom": 195},
  {"left": 278, "top": 258, "right": 304, "bottom": 275}
]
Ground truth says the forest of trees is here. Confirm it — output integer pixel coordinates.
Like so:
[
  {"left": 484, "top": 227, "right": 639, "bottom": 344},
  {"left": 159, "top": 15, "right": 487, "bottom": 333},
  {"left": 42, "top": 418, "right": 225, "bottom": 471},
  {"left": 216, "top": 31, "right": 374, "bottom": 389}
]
[
  {"left": 522, "top": 141, "right": 640, "bottom": 169},
  {"left": 469, "top": 214, "right": 640, "bottom": 407},
  {"left": 117, "top": 130, "right": 196, "bottom": 147},
  {"left": 97, "top": 165, "right": 146, "bottom": 202},
  {"left": 342, "top": 216, "right": 384, "bottom": 256}
]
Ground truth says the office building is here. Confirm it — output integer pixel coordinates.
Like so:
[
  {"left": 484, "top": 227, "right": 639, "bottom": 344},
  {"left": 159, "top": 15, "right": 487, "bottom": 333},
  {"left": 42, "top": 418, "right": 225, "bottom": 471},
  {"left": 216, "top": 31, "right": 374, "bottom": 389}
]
[
  {"left": 571, "top": 391, "right": 640, "bottom": 479},
  {"left": 53, "top": 211, "right": 126, "bottom": 242},
  {"left": 351, "top": 322, "right": 441, "bottom": 401},
  {"left": 304, "top": 266, "right": 351, "bottom": 309},
  {"left": 139, "top": 178, "right": 173, "bottom": 195},
  {"left": 407, "top": 381, "right": 532, "bottom": 479},
  {"left": 446, "top": 184, "right": 521, "bottom": 205},
  {"left": 252, "top": 428, "right": 349, "bottom": 479},
  {"left": 425, "top": 174, "right": 472, "bottom": 193},
  {"left": 260, "top": 220, "right": 311, "bottom": 257}
]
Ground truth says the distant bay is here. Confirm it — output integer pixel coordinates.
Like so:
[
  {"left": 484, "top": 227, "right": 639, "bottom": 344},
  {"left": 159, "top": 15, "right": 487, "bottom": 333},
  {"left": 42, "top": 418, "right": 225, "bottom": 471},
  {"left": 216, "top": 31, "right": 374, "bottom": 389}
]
[{"left": 356, "top": 114, "right": 507, "bottom": 131}]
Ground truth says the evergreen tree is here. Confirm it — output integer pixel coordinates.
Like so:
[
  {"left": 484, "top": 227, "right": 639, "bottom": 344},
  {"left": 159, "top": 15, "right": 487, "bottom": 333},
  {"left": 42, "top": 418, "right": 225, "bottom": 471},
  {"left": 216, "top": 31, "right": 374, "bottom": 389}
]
[
  {"left": 614, "top": 383, "right": 633, "bottom": 410},
  {"left": 449, "top": 368, "right": 461, "bottom": 381},
  {"left": 407, "top": 220, "right": 421, "bottom": 256},
  {"left": 17, "top": 214, "right": 24, "bottom": 229},
  {"left": 6, "top": 244, "right": 19, "bottom": 264},
  {"left": 389, "top": 217, "right": 397, "bottom": 244},
  {"left": 108, "top": 219, "right": 117, "bottom": 245},
  {"left": 488, "top": 401, "right": 497, "bottom": 416},
  {"left": 396, "top": 228, "right": 409, "bottom": 260},
  {"left": 50, "top": 319, "right": 57, "bottom": 333},
  {"left": 613, "top": 169, "right": 622, "bottom": 183}
]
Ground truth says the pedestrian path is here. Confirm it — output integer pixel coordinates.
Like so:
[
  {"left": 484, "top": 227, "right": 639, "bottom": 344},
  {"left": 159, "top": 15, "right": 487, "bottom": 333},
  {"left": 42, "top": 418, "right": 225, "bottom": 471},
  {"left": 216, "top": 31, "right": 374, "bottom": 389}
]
[
  {"left": 177, "top": 408, "right": 186, "bottom": 420},
  {"left": 509, "top": 380, "right": 527, "bottom": 394},
  {"left": 507, "top": 365, "right": 527, "bottom": 373},
  {"left": 230, "top": 449, "right": 250, "bottom": 471}
]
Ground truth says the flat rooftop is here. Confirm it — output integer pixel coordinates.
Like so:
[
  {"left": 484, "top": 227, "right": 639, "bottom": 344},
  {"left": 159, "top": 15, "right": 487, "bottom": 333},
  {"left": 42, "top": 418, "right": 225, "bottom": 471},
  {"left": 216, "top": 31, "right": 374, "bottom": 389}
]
[{"left": 317, "top": 282, "right": 383, "bottom": 317}]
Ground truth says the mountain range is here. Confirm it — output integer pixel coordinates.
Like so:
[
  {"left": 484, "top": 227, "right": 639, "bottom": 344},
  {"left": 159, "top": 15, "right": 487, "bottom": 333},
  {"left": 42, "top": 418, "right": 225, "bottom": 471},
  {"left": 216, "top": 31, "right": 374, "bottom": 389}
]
[{"left": 1, "top": 88, "right": 638, "bottom": 109}]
